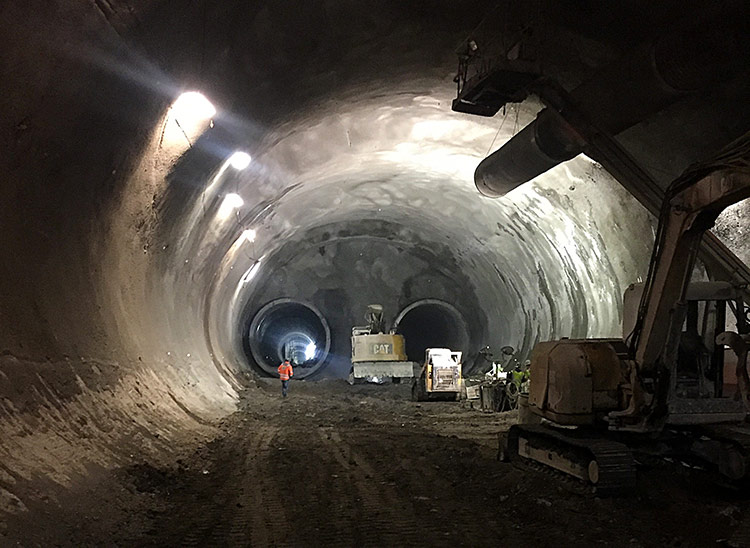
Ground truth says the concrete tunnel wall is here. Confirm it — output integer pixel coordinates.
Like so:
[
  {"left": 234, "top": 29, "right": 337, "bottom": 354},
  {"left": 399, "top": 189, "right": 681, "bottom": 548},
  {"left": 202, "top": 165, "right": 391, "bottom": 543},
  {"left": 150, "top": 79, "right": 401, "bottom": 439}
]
[
  {"left": 0, "top": 0, "right": 660, "bottom": 514},
  {"left": 221, "top": 123, "right": 655, "bottom": 379}
]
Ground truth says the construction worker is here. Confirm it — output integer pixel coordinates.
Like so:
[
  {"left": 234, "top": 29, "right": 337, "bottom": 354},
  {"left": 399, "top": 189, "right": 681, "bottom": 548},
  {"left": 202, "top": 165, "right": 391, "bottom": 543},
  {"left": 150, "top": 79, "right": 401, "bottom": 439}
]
[
  {"left": 278, "top": 359, "right": 293, "bottom": 397},
  {"left": 509, "top": 362, "right": 531, "bottom": 393}
]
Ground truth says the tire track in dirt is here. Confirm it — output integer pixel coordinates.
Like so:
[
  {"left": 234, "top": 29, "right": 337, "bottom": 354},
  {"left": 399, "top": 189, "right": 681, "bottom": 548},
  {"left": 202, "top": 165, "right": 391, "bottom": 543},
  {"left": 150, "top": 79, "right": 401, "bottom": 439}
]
[
  {"left": 318, "top": 427, "right": 422, "bottom": 546},
  {"left": 246, "top": 425, "right": 291, "bottom": 547},
  {"left": 181, "top": 425, "right": 291, "bottom": 546},
  {"left": 136, "top": 384, "right": 744, "bottom": 548},
  {"left": 179, "top": 463, "right": 232, "bottom": 547},
  {"left": 270, "top": 424, "right": 361, "bottom": 547}
]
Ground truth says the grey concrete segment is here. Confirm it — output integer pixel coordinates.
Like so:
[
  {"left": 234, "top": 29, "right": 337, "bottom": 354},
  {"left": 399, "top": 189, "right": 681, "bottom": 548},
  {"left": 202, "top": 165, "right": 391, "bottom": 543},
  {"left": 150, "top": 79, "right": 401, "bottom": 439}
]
[{"left": 247, "top": 299, "right": 331, "bottom": 379}]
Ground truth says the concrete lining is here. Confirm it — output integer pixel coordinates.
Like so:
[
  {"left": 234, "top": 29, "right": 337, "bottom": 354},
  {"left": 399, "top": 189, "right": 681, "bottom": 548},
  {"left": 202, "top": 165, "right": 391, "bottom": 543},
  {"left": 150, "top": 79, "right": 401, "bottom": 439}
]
[{"left": 247, "top": 299, "right": 331, "bottom": 379}]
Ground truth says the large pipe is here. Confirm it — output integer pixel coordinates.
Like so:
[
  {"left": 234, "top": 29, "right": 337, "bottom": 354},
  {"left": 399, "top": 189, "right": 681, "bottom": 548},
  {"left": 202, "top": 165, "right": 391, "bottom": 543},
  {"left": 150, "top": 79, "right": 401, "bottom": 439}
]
[
  {"left": 475, "top": 9, "right": 749, "bottom": 197},
  {"left": 247, "top": 299, "right": 331, "bottom": 379},
  {"left": 476, "top": 109, "right": 583, "bottom": 197}
]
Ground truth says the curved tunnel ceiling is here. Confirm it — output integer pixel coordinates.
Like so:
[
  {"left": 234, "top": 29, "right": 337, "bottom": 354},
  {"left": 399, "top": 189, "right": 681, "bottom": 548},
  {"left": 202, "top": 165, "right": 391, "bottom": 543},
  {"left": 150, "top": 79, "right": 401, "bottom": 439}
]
[{"left": 1, "top": 0, "right": 748, "bottom": 519}]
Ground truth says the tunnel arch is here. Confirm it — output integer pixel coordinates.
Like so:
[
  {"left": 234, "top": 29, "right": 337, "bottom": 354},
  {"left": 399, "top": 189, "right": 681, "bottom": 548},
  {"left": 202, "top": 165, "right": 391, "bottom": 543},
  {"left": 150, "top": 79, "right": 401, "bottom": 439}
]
[
  {"left": 393, "top": 299, "right": 471, "bottom": 363},
  {"left": 9, "top": 3, "right": 750, "bottom": 538},
  {"left": 247, "top": 299, "right": 331, "bottom": 379}
]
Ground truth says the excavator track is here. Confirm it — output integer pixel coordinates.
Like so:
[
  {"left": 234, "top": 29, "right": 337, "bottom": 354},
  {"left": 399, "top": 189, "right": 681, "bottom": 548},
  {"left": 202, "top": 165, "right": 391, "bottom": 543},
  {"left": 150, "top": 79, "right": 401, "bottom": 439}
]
[
  {"left": 504, "top": 424, "right": 636, "bottom": 496},
  {"left": 692, "top": 424, "right": 750, "bottom": 482}
]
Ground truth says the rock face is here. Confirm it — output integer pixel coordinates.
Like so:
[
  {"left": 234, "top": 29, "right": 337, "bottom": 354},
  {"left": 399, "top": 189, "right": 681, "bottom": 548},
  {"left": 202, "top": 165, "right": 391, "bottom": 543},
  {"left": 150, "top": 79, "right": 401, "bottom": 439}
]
[{"left": 0, "top": 0, "right": 746, "bottom": 522}]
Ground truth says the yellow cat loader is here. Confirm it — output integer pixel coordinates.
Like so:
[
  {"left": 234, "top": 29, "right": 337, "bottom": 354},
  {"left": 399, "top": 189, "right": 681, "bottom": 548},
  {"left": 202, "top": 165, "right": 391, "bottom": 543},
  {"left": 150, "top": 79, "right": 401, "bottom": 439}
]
[
  {"left": 412, "top": 348, "right": 463, "bottom": 402},
  {"left": 349, "top": 305, "right": 418, "bottom": 383}
]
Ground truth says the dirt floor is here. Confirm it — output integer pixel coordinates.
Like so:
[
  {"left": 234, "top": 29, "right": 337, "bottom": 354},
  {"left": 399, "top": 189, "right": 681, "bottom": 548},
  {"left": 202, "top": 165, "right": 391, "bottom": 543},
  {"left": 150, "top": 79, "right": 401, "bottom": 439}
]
[{"left": 5, "top": 379, "right": 750, "bottom": 547}]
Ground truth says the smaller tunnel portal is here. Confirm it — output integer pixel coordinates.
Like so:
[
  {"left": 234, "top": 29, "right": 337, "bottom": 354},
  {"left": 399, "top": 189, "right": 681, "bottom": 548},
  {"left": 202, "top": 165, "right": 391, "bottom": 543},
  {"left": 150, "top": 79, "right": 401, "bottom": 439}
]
[
  {"left": 394, "top": 300, "right": 470, "bottom": 363},
  {"left": 248, "top": 299, "right": 331, "bottom": 379}
]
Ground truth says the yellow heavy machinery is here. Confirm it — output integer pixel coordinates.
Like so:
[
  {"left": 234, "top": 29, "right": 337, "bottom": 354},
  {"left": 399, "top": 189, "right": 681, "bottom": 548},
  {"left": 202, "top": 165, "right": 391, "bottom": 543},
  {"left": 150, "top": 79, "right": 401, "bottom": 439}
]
[
  {"left": 412, "top": 348, "right": 463, "bottom": 401},
  {"left": 502, "top": 136, "right": 750, "bottom": 494},
  {"left": 349, "top": 305, "right": 417, "bottom": 383}
]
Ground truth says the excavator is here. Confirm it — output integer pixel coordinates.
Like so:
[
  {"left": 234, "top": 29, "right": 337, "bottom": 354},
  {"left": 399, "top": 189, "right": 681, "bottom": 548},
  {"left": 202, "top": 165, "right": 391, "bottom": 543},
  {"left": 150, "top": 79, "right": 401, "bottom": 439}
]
[
  {"left": 349, "top": 305, "right": 417, "bottom": 383},
  {"left": 501, "top": 135, "right": 750, "bottom": 494}
]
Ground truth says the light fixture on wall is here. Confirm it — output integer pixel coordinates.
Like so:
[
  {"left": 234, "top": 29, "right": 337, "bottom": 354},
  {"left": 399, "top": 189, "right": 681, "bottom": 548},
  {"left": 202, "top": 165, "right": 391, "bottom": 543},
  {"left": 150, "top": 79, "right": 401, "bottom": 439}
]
[
  {"left": 228, "top": 151, "right": 252, "bottom": 170},
  {"left": 242, "top": 229, "right": 256, "bottom": 243},
  {"left": 239, "top": 260, "right": 262, "bottom": 285},
  {"left": 163, "top": 91, "right": 216, "bottom": 150},
  {"left": 217, "top": 193, "right": 244, "bottom": 219},
  {"left": 171, "top": 92, "right": 216, "bottom": 124}
]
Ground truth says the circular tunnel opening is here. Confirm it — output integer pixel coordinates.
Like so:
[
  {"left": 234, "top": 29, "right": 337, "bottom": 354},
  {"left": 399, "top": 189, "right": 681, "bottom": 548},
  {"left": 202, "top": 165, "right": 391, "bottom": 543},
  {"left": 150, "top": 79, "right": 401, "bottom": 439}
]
[
  {"left": 248, "top": 299, "right": 331, "bottom": 379},
  {"left": 393, "top": 299, "right": 470, "bottom": 362}
]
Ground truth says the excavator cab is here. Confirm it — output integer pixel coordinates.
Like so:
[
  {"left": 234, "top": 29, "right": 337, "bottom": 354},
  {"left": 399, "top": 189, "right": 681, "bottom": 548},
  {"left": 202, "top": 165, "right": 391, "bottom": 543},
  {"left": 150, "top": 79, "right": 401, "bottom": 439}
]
[{"left": 624, "top": 282, "right": 749, "bottom": 424}]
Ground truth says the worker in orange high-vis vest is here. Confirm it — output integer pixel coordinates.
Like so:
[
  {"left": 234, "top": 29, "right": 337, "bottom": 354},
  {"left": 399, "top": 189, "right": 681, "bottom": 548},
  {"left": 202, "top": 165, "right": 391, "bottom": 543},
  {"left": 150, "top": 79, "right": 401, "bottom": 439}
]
[{"left": 278, "top": 359, "right": 294, "bottom": 397}]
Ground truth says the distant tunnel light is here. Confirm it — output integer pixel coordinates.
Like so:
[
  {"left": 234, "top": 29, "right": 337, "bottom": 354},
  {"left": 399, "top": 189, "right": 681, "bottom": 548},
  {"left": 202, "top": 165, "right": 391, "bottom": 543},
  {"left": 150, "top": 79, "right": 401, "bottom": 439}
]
[
  {"left": 171, "top": 92, "right": 216, "bottom": 123},
  {"left": 217, "top": 193, "right": 244, "bottom": 219},
  {"left": 229, "top": 151, "right": 252, "bottom": 170},
  {"left": 305, "top": 342, "right": 317, "bottom": 361}
]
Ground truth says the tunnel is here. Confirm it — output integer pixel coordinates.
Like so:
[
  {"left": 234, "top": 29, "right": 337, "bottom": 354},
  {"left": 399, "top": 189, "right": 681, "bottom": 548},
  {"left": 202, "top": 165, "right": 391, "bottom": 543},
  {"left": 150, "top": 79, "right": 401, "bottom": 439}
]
[
  {"left": 247, "top": 299, "right": 331, "bottom": 378},
  {"left": 2, "top": 0, "right": 750, "bottom": 544},
  {"left": 394, "top": 300, "right": 470, "bottom": 364}
]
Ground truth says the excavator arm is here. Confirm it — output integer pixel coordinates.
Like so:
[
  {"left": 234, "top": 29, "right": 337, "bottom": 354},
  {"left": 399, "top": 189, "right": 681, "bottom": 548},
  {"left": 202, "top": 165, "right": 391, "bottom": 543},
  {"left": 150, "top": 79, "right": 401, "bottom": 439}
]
[
  {"left": 633, "top": 170, "right": 750, "bottom": 369},
  {"left": 622, "top": 136, "right": 750, "bottom": 427},
  {"left": 509, "top": 137, "right": 750, "bottom": 489}
]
